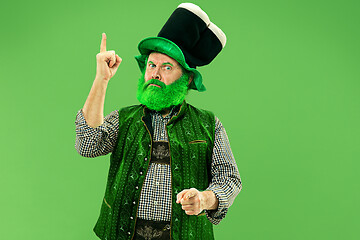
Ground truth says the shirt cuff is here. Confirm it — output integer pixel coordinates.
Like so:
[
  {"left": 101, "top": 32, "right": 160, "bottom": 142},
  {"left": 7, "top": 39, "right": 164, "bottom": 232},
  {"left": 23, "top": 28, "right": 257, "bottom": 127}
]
[
  {"left": 204, "top": 184, "right": 229, "bottom": 225},
  {"left": 75, "top": 109, "right": 108, "bottom": 138}
]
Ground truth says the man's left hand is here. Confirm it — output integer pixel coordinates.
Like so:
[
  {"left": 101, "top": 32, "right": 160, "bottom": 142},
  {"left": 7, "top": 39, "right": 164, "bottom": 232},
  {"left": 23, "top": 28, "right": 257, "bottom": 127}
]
[{"left": 176, "top": 188, "right": 205, "bottom": 215}]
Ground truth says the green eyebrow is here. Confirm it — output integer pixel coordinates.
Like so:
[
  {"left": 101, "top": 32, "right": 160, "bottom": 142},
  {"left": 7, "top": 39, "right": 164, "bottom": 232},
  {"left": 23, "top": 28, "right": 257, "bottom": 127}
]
[{"left": 147, "top": 61, "right": 174, "bottom": 66}]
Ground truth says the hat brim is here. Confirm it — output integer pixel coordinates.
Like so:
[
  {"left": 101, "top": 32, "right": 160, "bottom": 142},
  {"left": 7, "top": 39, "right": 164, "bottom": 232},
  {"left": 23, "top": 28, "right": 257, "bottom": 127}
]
[{"left": 135, "top": 37, "right": 206, "bottom": 92}]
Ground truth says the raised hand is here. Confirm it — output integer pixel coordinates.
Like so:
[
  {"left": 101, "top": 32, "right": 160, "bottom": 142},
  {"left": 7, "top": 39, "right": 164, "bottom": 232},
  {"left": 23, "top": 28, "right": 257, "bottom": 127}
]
[{"left": 96, "top": 33, "right": 122, "bottom": 81}]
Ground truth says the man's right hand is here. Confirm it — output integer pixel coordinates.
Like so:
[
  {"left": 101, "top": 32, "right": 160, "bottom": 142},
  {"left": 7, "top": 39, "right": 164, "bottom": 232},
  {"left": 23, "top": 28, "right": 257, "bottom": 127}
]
[{"left": 96, "top": 33, "right": 122, "bottom": 81}]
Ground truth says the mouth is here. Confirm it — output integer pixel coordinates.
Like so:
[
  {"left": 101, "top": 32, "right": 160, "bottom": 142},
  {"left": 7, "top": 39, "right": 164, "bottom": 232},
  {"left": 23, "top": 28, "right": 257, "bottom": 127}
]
[{"left": 148, "top": 84, "right": 161, "bottom": 88}]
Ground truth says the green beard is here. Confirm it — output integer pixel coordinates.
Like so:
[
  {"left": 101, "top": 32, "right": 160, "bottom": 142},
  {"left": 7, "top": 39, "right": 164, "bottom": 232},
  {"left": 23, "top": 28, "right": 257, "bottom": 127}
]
[{"left": 136, "top": 73, "right": 189, "bottom": 111}]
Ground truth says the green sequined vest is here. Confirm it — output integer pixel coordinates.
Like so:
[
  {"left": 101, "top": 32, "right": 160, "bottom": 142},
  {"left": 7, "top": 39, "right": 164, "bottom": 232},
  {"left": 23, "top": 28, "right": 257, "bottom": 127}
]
[{"left": 93, "top": 101, "right": 215, "bottom": 240}]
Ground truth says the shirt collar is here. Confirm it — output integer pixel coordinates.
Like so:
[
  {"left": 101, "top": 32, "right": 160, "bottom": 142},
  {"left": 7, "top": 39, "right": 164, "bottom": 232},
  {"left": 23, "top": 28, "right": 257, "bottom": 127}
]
[
  {"left": 142, "top": 101, "right": 187, "bottom": 123},
  {"left": 149, "top": 105, "right": 180, "bottom": 119}
]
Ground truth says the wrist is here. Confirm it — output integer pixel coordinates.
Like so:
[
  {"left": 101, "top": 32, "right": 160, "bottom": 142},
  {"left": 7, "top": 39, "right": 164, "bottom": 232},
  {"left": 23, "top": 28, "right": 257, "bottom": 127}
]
[
  {"left": 94, "top": 76, "right": 110, "bottom": 84},
  {"left": 92, "top": 78, "right": 110, "bottom": 93},
  {"left": 201, "top": 190, "right": 219, "bottom": 210}
]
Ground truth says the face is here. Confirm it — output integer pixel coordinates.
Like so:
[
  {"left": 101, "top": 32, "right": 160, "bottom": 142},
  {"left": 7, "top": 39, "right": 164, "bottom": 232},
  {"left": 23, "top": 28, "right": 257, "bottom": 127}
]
[
  {"left": 137, "top": 52, "right": 193, "bottom": 111},
  {"left": 144, "top": 52, "right": 183, "bottom": 86}
]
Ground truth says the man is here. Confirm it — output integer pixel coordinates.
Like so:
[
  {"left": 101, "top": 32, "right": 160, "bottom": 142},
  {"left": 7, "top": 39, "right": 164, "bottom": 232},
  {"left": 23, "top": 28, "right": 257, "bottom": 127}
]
[{"left": 75, "top": 3, "right": 242, "bottom": 240}]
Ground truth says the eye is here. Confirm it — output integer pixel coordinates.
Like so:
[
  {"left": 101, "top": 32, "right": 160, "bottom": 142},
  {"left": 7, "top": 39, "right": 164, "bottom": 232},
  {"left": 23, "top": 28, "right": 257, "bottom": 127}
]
[
  {"left": 164, "top": 66, "right": 172, "bottom": 70},
  {"left": 148, "top": 63, "right": 156, "bottom": 68}
]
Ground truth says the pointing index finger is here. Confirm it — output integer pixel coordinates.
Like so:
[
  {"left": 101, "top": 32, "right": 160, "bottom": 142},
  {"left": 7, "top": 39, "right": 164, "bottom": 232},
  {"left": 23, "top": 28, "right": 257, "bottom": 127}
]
[
  {"left": 100, "top": 33, "right": 106, "bottom": 53},
  {"left": 176, "top": 189, "right": 188, "bottom": 203}
]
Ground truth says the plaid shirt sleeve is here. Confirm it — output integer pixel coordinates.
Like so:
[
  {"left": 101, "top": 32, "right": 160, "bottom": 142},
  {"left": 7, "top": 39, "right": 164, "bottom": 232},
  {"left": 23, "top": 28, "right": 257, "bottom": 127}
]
[
  {"left": 205, "top": 116, "right": 242, "bottom": 225},
  {"left": 75, "top": 109, "right": 119, "bottom": 158}
]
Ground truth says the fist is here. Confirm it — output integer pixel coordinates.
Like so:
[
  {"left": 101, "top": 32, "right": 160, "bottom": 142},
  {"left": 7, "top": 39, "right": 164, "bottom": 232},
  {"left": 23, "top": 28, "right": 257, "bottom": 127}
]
[
  {"left": 96, "top": 33, "right": 122, "bottom": 81},
  {"left": 176, "top": 188, "right": 205, "bottom": 215}
]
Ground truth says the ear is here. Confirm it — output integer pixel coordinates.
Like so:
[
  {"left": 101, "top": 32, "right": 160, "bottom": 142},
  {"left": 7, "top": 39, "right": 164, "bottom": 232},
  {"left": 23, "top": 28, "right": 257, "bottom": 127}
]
[{"left": 188, "top": 73, "right": 194, "bottom": 85}]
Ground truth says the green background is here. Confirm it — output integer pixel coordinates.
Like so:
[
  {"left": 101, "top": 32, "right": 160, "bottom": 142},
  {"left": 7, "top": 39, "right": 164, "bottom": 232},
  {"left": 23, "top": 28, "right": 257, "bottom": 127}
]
[{"left": 1, "top": 0, "right": 359, "bottom": 239}]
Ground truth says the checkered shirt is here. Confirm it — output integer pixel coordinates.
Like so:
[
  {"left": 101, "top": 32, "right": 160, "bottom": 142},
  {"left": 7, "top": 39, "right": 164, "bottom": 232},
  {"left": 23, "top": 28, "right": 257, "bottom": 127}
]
[{"left": 75, "top": 106, "right": 242, "bottom": 224}]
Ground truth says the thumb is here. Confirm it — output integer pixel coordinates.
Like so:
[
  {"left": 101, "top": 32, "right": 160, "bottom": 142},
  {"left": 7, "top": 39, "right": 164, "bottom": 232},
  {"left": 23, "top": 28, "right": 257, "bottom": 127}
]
[
  {"left": 112, "top": 54, "right": 122, "bottom": 69},
  {"left": 184, "top": 188, "right": 197, "bottom": 200}
]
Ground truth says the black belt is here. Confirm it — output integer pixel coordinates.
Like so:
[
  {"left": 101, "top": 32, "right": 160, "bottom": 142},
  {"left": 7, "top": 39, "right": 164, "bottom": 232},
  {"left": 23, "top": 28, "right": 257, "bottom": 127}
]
[{"left": 134, "top": 218, "right": 171, "bottom": 240}]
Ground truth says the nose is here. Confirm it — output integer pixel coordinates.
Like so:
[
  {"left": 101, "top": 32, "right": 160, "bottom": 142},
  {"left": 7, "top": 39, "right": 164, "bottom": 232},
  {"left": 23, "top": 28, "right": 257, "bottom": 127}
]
[{"left": 152, "top": 67, "right": 161, "bottom": 80}]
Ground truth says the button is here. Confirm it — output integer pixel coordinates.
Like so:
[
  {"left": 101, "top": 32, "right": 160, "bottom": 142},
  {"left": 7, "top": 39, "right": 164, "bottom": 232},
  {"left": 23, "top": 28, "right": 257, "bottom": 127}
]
[
  {"left": 135, "top": 186, "right": 139, "bottom": 190},
  {"left": 133, "top": 201, "right": 136, "bottom": 205},
  {"left": 144, "top": 157, "right": 148, "bottom": 161},
  {"left": 130, "top": 216, "right": 134, "bottom": 220},
  {"left": 140, "top": 171, "right": 143, "bottom": 175},
  {"left": 148, "top": 144, "right": 151, "bottom": 148},
  {"left": 127, "top": 232, "right": 131, "bottom": 235}
]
